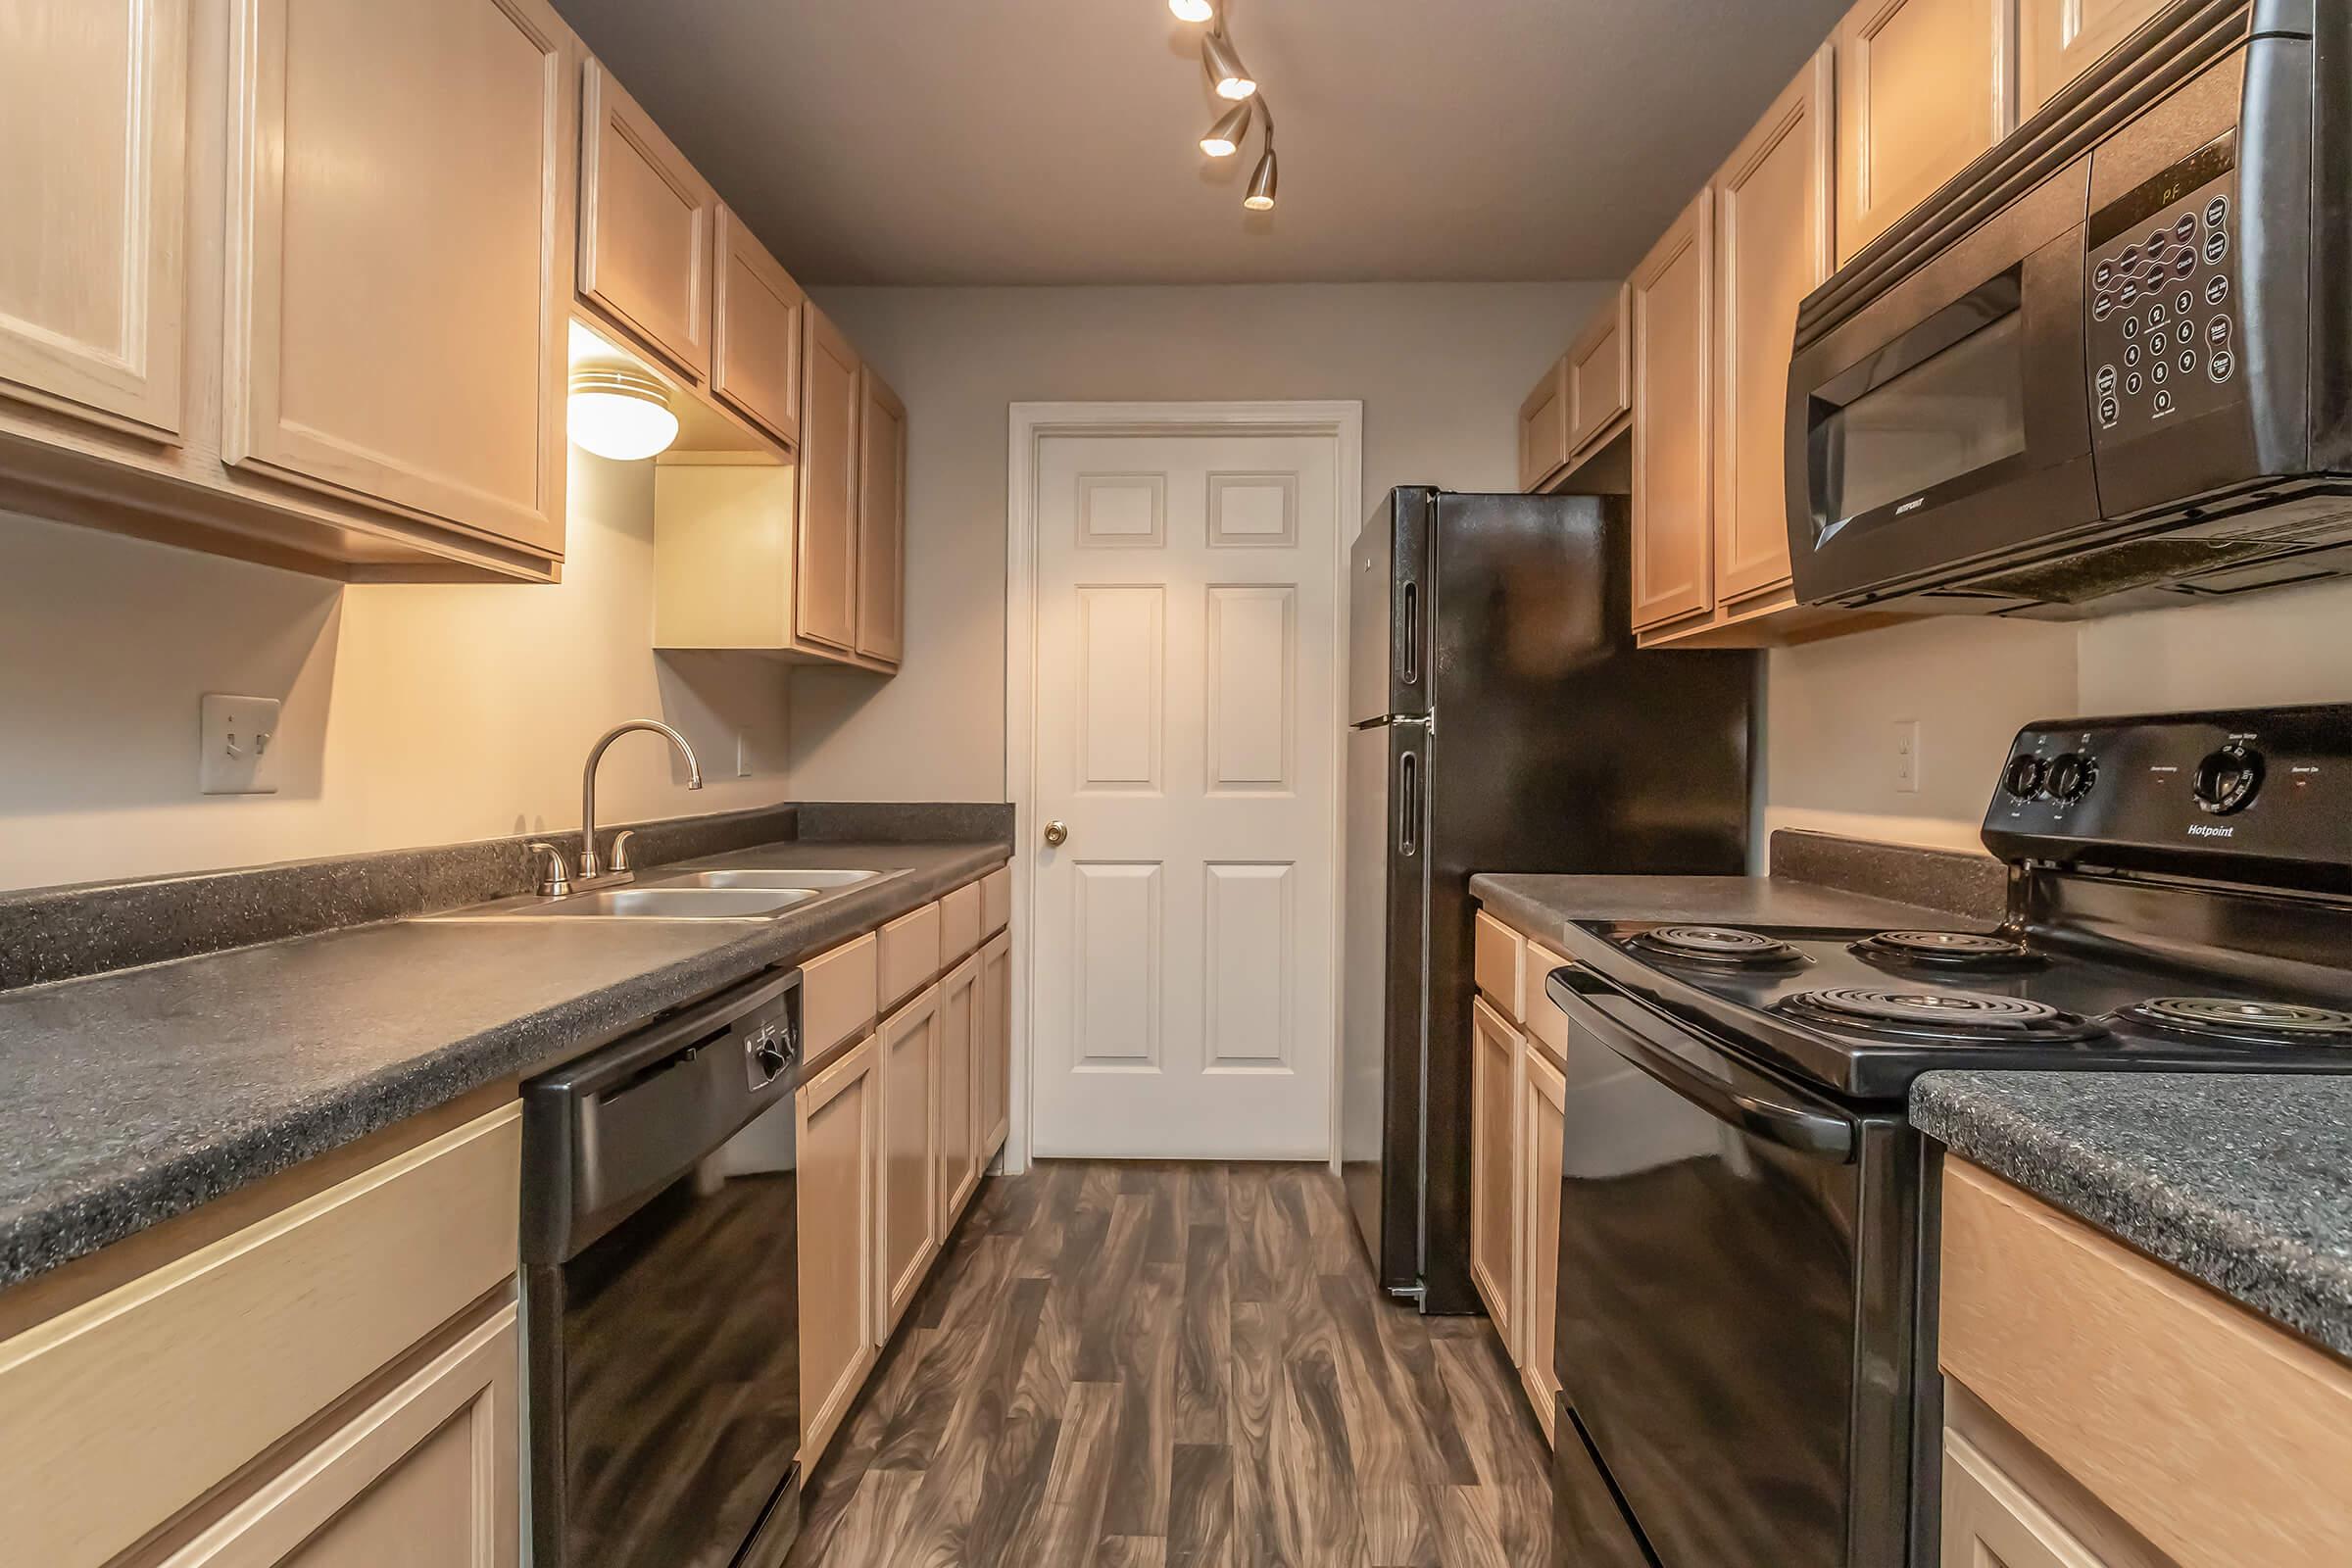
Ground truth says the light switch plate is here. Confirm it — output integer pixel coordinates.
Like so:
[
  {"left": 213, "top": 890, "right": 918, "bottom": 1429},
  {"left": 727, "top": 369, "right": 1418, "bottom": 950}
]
[
  {"left": 201, "top": 694, "right": 283, "bottom": 795},
  {"left": 1892, "top": 718, "right": 1921, "bottom": 795}
]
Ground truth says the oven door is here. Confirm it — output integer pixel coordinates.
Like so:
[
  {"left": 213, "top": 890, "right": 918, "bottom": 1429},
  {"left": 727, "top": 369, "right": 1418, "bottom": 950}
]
[
  {"left": 1787, "top": 155, "right": 2100, "bottom": 608},
  {"left": 1547, "top": 968, "right": 1917, "bottom": 1568}
]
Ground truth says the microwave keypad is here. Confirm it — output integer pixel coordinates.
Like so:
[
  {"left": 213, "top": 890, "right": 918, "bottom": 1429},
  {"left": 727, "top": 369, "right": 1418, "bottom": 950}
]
[{"left": 2089, "top": 174, "right": 2240, "bottom": 439}]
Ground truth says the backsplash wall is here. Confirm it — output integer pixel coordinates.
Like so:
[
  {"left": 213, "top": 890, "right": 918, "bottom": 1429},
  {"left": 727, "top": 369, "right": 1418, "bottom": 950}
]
[{"left": 0, "top": 451, "right": 795, "bottom": 892}]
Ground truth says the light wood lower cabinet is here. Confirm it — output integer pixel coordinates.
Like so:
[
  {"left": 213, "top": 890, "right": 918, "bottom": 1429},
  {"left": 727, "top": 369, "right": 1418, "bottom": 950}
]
[
  {"left": 1468, "top": 995, "right": 1521, "bottom": 1362},
  {"left": 981, "top": 930, "right": 1011, "bottom": 1158},
  {"left": 937, "top": 953, "right": 983, "bottom": 1230},
  {"left": 875, "top": 983, "right": 942, "bottom": 1339},
  {"left": 1520, "top": 1037, "right": 1567, "bottom": 1447},
  {"left": 795, "top": 1033, "right": 879, "bottom": 1470}
]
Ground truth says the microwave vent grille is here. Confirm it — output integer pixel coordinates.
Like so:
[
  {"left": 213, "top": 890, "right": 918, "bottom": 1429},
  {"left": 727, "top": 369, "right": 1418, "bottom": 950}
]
[{"left": 1966, "top": 534, "right": 2328, "bottom": 606}]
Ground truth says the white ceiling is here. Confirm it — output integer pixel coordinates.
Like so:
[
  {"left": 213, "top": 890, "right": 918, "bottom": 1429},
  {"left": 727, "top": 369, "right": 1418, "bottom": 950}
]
[{"left": 550, "top": 0, "right": 1851, "bottom": 286}]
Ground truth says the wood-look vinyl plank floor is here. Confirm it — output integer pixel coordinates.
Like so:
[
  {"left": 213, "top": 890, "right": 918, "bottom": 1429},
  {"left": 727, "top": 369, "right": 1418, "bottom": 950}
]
[{"left": 786, "top": 1161, "right": 1551, "bottom": 1568}]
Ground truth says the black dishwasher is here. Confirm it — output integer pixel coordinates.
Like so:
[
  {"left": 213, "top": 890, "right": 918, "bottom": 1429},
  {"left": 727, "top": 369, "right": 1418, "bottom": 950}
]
[{"left": 522, "top": 966, "right": 804, "bottom": 1568}]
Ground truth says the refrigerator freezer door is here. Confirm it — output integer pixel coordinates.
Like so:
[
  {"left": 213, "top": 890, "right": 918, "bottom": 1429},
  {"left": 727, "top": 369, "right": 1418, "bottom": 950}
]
[
  {"left": 1341, "top": 716, "right": 1429, "bottom": 1294},
  {"left": 1348, "top": 488, "right": 1433, "bottom": 726}
]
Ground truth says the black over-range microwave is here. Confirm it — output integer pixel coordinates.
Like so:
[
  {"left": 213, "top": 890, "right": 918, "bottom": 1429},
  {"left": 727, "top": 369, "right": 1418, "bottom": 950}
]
[{"left": 1785, "top": 0, "right": 2352, "bottom": 618}]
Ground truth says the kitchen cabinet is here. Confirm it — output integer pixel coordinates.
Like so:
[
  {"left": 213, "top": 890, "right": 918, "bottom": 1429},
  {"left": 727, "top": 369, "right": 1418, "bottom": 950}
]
[
  {"left": 798, "top": 304, "right": 862, "bottom": 654},
  {"left": 940, "top": 879, "right": 982, "bottom": 965},
  {"left": 1519, "top": 357, "right": 1572, "bottom": 493},
  {"left": 578, "top": 60, "right": 716, "bottom": 382},
  {"left": 2017, "top": 0, "right": 2169, "bottom": 118},
  {"left": 857, "top": 367, "right": 908, "bottom": 665},
  {"left": 1835, "top": 0, "right": 2010, "bottom": 266},
  {"left": 796, "top": 1031, "right": 879, "bottom": 1469},
  {"left": 937, "top": 953, "right": 983, "bottom": 1228},
  {"left": 1520, "top": 1035, "right": 1567, "bottom": 1447},
  {"left": 877, "top": 899, "right": 943, "bottom": 1013},
  {"left": 0, "top": 0, "right": 188, "bottom": 442},
  {"left": 1469, "top": 995, "right": 1521, "bottom": 1361},
  {"left": 1628, "top": 189, "right": 1716, "bottom": 633},
  {"left": 875, "top": 983, "right": 942, "bottom": 1338},
  {"left": 981, "top": 929, "right": 1011, "bottom": 1159},
  {"left": 710, "top": 206, "right": 805, "bottom": 449},
  {"left": 1517, "top": 286, "right": 1633, "bottom": 495}
]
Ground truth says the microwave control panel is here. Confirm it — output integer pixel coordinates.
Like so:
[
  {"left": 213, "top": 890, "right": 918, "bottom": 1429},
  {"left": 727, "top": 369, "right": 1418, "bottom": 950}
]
[{"left": 2086, "top": 169, "right": 2243, "bottom": 443}]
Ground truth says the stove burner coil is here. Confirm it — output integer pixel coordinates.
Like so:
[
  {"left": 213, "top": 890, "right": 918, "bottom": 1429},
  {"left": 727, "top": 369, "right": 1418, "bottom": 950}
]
[
  {"left": 2117, "top": 997, "right": 2352, "bottom": 1045},
  {"left": 1777, "top": 986, "right": 2103, "bottom": 1042},
  {"left": 1851, "top": 930, "right": 2035, "bottom": 967},
  {"left": 1626, "top": 925, "right": 1804, "bottom": 968}
]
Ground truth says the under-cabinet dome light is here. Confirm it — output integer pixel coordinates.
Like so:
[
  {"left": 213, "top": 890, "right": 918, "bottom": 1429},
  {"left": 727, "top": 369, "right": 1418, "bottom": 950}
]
[{"left": 568, "top": 364, "right": 680, "bottom": 462}]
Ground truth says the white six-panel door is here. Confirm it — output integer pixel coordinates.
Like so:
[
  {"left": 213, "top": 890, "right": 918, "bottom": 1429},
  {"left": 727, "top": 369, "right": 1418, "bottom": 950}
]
[{"left": 1027, "top": 428, "right": 1343, "bottom": 1158}]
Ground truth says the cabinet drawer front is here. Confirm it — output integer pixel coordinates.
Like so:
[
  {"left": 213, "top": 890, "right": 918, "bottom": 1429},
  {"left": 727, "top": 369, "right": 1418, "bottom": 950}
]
[
  {"left": 1940, "top": 1159, "right": 2352, "bottom": 1568},
  {"left": 1473, "top": 909, "right": 1527, "bottom": 1020},
  {"left": 802, "top": 930, "right": 878, "bottom": 1060},
  {"left": 710, "top": 207, "right": 803, "bottom": 447},
  {"left": 877, "top": 901, "right": 943, "bottom": 1012},
  {"left": 579, "top": 60, "right": 714, "bottom": 381},
  {"left": 1567, "top": 284, "right": 1632, "bottom": 451},
  {"left": 0, "top": 1104, "right": 521, "bottom": 1568},
  {"left": 940, "top": 880, "right": 981, "bottom": 964},
  {"left": 981, "top": 865, "right": 1011, "bottom": 938},
  {"left": 1524, "top": 942, "right": 1573, "bottom": 1064}
]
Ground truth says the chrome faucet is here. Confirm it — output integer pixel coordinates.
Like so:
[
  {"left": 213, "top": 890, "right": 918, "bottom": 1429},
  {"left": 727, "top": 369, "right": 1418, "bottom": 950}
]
[{"left": 543, "top": 719, "right": 704, "bottom": 896}]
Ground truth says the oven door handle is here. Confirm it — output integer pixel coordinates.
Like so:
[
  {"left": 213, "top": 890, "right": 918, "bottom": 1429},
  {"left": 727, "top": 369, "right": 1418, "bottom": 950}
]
[{"left": 1551, "top": 976, "right": 1856, "bottom": 1163}]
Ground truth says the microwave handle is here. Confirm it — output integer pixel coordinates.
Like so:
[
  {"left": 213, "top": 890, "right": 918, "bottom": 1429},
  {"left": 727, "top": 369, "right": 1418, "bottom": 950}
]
[{"left": 1551, "top": 974, "right": 1856, "bottom": 1162}]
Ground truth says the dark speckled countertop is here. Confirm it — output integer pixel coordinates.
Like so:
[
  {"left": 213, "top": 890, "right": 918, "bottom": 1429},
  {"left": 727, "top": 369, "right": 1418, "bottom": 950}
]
[
  {"left": 1469, "top": 873, "right": 1984, "bottom": 948},
  {"left": 1914, "top": 1072, "right": 2352, "bottom": 1360},
  {"left": 0, "top": 837, "right": 1006, "bottom": 1290}
]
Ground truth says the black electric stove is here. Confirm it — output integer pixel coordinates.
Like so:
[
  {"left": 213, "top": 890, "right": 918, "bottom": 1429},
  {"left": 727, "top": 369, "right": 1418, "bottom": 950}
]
[{"left": 1544, "top": 704, "right": 2352, "bottom": 1568}]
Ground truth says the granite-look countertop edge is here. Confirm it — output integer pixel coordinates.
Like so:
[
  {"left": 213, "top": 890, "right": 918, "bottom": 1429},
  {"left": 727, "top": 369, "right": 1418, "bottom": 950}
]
[
  {"left": 1914, "top": 1071, "right": 2352, "bottom": 1361},
  {"left": 0, "top": 838, "right": 1008, "bottom": 1291}
]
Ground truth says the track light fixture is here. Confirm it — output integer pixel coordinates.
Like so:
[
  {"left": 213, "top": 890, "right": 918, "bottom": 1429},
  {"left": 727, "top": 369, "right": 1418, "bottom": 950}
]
[
  {"left": 1168, "top": 0, "right": 1214, "bottom": 21},
  {"left": 1244, "top": 144, "right": 1278, "bottom": 210},
  {"left": 1169, "top": 1, "right": 1282, "bottom": 212},
  {"left": 1201, "top": 28, "right": 1256, "bottom": 99},
  {"left": 1200, "top": 99, "right": 1250, "bottom": 158}
]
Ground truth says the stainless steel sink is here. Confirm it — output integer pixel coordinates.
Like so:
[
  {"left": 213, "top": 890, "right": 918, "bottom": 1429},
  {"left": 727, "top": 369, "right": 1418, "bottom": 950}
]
[
  {"left": 651, "top": 868, "right": 882, "bottom": 891},
  {"left": 428, "top": 886, "right": 819, "bottom": 922}
]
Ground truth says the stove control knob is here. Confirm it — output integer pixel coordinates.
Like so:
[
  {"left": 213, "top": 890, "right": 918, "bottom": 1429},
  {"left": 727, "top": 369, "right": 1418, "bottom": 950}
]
[
  {"left": 2192, "top": 743, "right": 2263, "bottom": 814},
  {"left": 2002, "top": 755, "right": 2047, "bottom": 801},
  {"left": 2045, "top": 752, "right": 2098, "bottom": 804}
]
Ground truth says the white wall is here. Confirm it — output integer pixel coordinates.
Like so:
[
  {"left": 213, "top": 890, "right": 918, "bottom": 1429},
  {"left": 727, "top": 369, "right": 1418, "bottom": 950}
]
[
  {"left": 1764, "top": 576, "right": 2352, "bottom": 852},
  {"left": 0, "top": 451, "right": 793, "bottom": 891},
  {"left": 789, "top": 281, "right": 1606, "bottom": 801}
]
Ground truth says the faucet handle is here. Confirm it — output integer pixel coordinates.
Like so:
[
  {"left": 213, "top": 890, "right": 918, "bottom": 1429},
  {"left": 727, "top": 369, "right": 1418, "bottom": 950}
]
[
  {"left": 527, "top": 842, "right": 573, "bottom": 899},
  {"left": 609, "top": 828, "right": 639, "bottom": 873}
]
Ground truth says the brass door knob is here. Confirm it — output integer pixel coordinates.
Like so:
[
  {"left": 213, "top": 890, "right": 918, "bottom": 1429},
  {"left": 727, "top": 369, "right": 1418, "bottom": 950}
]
[{"left": 1043, "top": 819, "right": 1069, "bottom": 847}]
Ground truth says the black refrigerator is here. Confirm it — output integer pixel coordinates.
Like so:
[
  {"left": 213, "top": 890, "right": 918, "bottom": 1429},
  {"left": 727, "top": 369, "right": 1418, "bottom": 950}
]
[{"left": 1341, "top": 488, "right": 1756, "bottom": 1312}]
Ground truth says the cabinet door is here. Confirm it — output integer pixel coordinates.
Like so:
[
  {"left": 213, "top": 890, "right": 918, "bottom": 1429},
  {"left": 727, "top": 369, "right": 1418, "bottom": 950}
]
[
  {"left": 1469, "top": 995, "right": 1521, "bottom": 1361},
  {"left": 0, "top": 0, "right": 187, "bottom": 440},
  {"left": 937, "top": 955, "right": 982, "bottom": 1230},
  {"left": 796, "top": 1035, "right": 878, "bottom": 1469},
  {"left": 2018, "top": 0, "right": 2168, "bottom": 117},
  {"left": 158, "top": 1303, "right": 519, "bottom": 1568},
  {"left": 1712, "top": 48, "right": 1834, "bottom": 608},
  {"left": 1941, "top": 1431, "right": 2116, "bottom": 1568},
  {"left": 1521, "top": 1039, "right": 1567, "bottom": 1446},
  {"left": 710, "top": 206, "right": 803, "bottom": 448},
  {"left": 856, "top": 366, "right": 906, "bottom": 665},
  {"left": 223, "top": 0, "right": 571, "bottom": 555},
  {"left": 578, "top": 61, "right": 715, "bottom": 381},
  {"left": 1519, "top": 356, "right": 1571, "bottom": 492},
  {"left": 1629, "top": 189, "right": 1716, "bottom": 632},
  {"left": 797, "top": 304, "right": 860, "bottom": 652},
  {"left": 875, "top": 985, "right": 940, "bottom": 1339},
  {"left": 1836, "top": 0, "right": 2009, "bottom": 266},
  {"left": 1567, "top": 284, "right": 1632, "bottom": 452},
  {"left": 981, "top": 930, "right": 1011, "bottom": 1159}
]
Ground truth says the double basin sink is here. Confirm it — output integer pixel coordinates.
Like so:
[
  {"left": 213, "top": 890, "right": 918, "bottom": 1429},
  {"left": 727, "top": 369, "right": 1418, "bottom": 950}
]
[{"left": 428, "top": 866, "right": 889, "bottom": 923}]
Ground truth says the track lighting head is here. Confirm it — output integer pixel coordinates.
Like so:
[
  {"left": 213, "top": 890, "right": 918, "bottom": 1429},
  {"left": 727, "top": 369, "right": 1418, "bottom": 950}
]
[
  {"left": 1168, "top": 0, "right": 1214, "bottom": 21},
  {"left": 1200, "top": 99, "right": 1251, "bottom": 158},
  {"left": 1243, "top": 145, "right": 1278, "bottom": 210},
  {"left": 1201, "top": 29, "right": 1256, "bottom": 99}
]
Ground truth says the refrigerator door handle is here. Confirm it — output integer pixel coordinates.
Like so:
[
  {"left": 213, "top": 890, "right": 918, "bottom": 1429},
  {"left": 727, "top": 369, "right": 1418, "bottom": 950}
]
[
  {"left": 1398, "top": 749, "right": 1419, "bottom": 858},
  {"left": 1400, "top": 580, "right": 1419, "bottom": 687}
]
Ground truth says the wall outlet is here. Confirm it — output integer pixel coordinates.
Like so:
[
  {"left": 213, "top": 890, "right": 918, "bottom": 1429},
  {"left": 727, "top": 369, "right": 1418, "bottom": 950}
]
[
  {"left": 201, "top": 694, "right": 283, "bottom": 795},
  {"left": 1892, "top": 718, "right": 1921, "bottom": 795}
]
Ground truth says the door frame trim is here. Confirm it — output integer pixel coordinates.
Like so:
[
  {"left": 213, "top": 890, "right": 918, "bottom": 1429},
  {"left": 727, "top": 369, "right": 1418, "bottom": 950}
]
[{"left": 1004, "top": 400, "right": 1365, "bottom": 1173}]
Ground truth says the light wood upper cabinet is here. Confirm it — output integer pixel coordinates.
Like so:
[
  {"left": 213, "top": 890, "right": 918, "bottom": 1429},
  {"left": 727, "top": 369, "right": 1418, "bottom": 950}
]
[
  {"left": 0, "top": 0, "right": 187, "bottom": 441},
  {"left": 1712, "top": 48, "right": 1835, "bottom": 609},
  {"left": 1518, "top": 356, "right": 1572, "bottom": 493},
  {"left": 937, "top": 954, "right": 983, "bottom": 1229},
  {"left": 796, "top": 1033, "right": 879, "bottom": 1469},
  {"left": 1469, "top": 995, "right": 1521, "bottom": 1362},
  {"left": 1629, "top": 189, "right": 1716, "bottom": 632},
  {"left": 1567, "top": 284, "right": 1633, "bottom": 453},
  {"left": 222, "top": 0, "right": 573, "bottom": 556},
  {"left": 2018, "top": 0, "right": 2169, "bottom": 118},
  {"left": 710, "top": 206, "right": 804, "bottom": 448},
  {"left": 981, "top": 929, "right": 1011, "bottom": 1159},
  {"left": 578, "top": 61, "right": 716, "bottom": 382},
  {"left": 875, "top": 985, "right": 941, "bottom": 1340},
  {"left": 797, "top": 304, "right": 860, "bottom": 653},
  {"left": 856, "top": 367, "right": 906, "bottom": 665},
  {"left": 1521, "top": 1036, "right": 1567, "bottom": 1448},
  {"left": 1836, "top": 0, "right": 2011, "bottom": 266}
]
